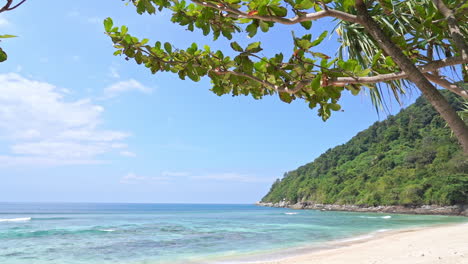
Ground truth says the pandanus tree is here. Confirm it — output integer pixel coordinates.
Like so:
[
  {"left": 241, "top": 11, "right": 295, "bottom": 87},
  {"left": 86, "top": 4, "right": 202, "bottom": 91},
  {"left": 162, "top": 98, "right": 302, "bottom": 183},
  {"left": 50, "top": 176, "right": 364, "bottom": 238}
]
[{"left": 105, "top": 0, "right": 468, "bottom": 153}]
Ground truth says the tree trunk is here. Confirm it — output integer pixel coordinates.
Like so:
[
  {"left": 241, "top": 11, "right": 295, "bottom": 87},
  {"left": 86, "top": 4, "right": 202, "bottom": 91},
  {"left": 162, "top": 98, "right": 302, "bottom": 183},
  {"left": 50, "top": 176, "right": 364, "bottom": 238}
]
[
  {"left": 431, "top": 0, "right": 468, "bottom": 60},
  {"left": 355, "top": 0, "right": 468, "bottom": 154}
]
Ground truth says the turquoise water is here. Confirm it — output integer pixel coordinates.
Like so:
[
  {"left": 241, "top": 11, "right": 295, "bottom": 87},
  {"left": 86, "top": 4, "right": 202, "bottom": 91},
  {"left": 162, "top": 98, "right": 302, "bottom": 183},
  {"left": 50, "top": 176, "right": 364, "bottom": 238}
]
[{"left": 0, "top": 203, "right": 466, "bottom": 264}]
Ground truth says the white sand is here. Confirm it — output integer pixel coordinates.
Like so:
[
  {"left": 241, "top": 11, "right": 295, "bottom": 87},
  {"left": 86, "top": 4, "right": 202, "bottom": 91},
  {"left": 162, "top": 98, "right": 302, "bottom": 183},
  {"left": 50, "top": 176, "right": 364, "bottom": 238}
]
[{"left": 256, "top": 223, "right": 468, "bottom": 264}]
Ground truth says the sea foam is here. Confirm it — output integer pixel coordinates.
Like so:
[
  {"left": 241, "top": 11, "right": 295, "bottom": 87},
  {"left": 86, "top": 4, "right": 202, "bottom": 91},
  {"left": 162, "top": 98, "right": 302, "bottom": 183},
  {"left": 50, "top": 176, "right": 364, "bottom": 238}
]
[
  {"left": 0, "top": 217, "right": 31, "bottom": 222},
  {"left": 285, "top": 212, "right": 298, "bottom": 215},
  {"left": 98, "top": 229, "right": 116, "bottom": 232},
  {"left": 359, "top": 215, "right": 392, "bottom": 219}
]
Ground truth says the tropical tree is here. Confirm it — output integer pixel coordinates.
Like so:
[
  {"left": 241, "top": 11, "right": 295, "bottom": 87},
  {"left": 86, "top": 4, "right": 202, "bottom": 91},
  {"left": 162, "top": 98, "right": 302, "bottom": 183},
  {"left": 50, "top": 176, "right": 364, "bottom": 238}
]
[
  {"left": 105, "top": 0, "right": 468, "bottom": 153},
  {"left": 0, "top": 0, "right": 28, "bottom": 62}
]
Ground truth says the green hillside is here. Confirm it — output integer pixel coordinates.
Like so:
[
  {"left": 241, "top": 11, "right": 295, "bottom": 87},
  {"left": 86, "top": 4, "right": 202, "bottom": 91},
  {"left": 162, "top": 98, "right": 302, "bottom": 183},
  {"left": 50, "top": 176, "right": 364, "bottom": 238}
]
[{"left": 262, "top": 92, "right": 468, "bottom": 206}]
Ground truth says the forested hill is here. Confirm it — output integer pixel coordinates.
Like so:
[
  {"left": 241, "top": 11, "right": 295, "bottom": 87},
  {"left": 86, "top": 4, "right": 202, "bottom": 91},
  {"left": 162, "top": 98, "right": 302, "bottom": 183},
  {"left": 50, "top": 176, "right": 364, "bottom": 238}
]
[{"left": 262, "top": 91, "right": 467, "bottom": 206}]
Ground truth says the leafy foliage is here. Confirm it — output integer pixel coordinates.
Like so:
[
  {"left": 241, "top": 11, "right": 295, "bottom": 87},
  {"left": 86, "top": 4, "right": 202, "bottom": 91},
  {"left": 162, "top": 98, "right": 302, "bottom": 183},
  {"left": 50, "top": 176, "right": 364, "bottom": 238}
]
[
  {"left": 106, "top": 0, "right": 468, "bottom": 121},
  {"left": 0, "top": 34, "right": 17, "bottom": 62},
  {"left": 262, "top": 91, "right": 468, "bottom": 206}
]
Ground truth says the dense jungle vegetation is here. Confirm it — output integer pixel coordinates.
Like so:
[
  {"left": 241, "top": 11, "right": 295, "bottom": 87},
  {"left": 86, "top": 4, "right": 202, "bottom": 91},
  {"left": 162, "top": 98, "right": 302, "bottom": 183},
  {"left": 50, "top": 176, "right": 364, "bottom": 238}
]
[{"left": 262, "top": 91, "right": 468, "bottom": 206}]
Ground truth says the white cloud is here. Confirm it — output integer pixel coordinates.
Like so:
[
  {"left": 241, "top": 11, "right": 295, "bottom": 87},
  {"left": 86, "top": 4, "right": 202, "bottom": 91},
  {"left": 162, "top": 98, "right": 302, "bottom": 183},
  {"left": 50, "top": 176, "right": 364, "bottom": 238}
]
[
  {"left": 0, "top": 155, "right": 104, "bottom": 167},
  {"left": 120, "top": 151, "right": 136, "bottom": 157},
  {"left": 0, "top": 73, "right": 132, "bottom": 166},
  {"left": 151, "top": 176, "right": 171, "bottom": 181},
  {"left": 66, "top": 11, "right": 104, "bottom": 30},
  {"left": 0, "top": 17, "right": 10, "bottom": 27},
  {"left": 119, "top": 171, "right": 273, "bottom": 184},
  {"left": 11, "top": 141, "right": 122, "bottom": 159},
  {"left": 120, "top": 172, "right": 146, "bottom": 184},
  {"left": 86, "top": 17, "right": 102, "bottom": 25},
  {"left": 109, "top": 66, "right": 120, "bottom": 79},
  {"left": 120, "top": 172, "right": 170, "bottom": 184},
  {"left": 104, "top": 79, "right": 152, "bottom": 98},
  {"left": 161, "top": 171, "right": 190, "bottom": 177},
  {"left": 67, "top": 11, "right": 80, "bottom": 18}
]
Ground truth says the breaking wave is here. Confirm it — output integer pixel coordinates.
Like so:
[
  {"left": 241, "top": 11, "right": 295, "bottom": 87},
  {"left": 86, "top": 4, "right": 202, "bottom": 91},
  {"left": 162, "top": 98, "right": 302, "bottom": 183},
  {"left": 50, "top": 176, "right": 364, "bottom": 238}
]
[{"left": 0, "top": 217, "right": 31, "bottom": 222}]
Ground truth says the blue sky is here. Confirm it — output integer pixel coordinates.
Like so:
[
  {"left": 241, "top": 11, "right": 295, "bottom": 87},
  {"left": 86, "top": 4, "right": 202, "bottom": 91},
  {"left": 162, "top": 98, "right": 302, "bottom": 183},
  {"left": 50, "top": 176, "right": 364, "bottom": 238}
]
[{"left": 0, "top": 0, "right": 417, "bottom": 203}]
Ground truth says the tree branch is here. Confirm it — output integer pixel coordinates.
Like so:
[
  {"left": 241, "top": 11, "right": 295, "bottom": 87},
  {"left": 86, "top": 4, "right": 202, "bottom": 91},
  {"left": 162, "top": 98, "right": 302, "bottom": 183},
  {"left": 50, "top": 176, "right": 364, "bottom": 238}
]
[
  {"left": 0, "top": 0, "right": 27, "bottom": 13},
  {"left": 212, "top": 70, "right": 310, "bottom": 94},
  {"left": 212, "top": 56, "right": 468, "bottom": 97},
  {"left": 431, "top": 0, "right": 468, "bottom": 60},
  {"left": 424, "top": 73, "right": 468, "bottom": 98},
  {"left": 191, "top": 0, "right": 359, "bottom": 24},
  {"left": 212, "top": 69, "right": 280, "bottom": 91},
  {"left": 329, "top": 56, "right": 467, "bottom": 86}
]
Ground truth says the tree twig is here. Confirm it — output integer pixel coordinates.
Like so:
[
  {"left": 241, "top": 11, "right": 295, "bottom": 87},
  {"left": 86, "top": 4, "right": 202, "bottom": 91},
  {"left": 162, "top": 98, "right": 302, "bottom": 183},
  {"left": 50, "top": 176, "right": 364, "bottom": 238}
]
[
  {"left": 424, "top": 73, "right": 468, "bottom": 98},
  {"left": 0, "top": 0, "right": 27, "bottom": 13},
  {"left": 191, "top": 0, "right": 360, "bottom": 24}
]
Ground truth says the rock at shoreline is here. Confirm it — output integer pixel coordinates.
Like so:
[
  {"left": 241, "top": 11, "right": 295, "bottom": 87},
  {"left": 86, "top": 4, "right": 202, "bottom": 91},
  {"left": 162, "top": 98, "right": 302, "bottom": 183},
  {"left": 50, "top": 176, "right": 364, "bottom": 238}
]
[{"left": 255, "top": 202, "right": 468, "bottom": 216}]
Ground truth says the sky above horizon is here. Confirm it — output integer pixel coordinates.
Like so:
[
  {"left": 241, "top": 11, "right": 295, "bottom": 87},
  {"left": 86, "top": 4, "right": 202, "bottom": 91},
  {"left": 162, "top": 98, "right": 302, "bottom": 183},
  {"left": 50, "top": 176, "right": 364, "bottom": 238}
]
[{"left": 0, "top": 0, "right": 418, "bottom": 203}]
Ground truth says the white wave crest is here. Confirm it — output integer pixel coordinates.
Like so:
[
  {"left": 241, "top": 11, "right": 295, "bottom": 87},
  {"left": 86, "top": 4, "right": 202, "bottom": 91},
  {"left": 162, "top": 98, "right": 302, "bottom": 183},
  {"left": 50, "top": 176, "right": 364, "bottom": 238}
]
[
  {"left": 376, "top": 229, "right": 390, "bottom": 233},
  {"left": 339, "top": 234, "right": 373, "bottom": 243},
  {"left": 359, "top": 215, "right": 392, "bottom": 219},
  {"left": 284, "top": 212, "right": 298, "bottom": 215},
  {"left": 0, "top": 217, "right": 32, "bottom": 222},
  {"left": 99, "top": 229, "right": 116, "bottom": 232}
]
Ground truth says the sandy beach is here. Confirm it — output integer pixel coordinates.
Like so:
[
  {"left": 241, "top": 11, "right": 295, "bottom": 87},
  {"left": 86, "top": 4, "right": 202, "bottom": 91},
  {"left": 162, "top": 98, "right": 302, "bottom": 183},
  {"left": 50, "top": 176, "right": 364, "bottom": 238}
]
[{"left": 256, "top": 223, "right": 468, "bottom": 264}]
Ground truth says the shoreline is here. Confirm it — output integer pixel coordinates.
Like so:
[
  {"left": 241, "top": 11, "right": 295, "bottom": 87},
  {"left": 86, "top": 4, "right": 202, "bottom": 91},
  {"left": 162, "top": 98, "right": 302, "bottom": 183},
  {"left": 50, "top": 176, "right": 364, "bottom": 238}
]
[
  {"left": 256, "top": 201, "right": 468, "bottom": 216},
  {"left": 219, "top": 222, "right": 468, "bottom": 264}
]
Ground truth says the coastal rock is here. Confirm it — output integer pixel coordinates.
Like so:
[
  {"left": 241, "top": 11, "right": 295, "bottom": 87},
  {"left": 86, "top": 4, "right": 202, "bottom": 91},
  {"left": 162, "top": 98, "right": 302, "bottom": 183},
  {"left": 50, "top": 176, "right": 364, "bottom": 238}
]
[{"left": 255, "top": 202, "right": 468, "bottom": 216}]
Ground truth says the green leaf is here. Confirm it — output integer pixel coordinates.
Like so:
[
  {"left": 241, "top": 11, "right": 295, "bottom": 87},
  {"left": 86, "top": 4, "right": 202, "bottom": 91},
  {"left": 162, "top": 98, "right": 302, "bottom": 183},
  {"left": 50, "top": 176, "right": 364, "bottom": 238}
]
[
  {"left": 269, "top": 6, "right": 287, "bottom": 17},
  {"left": 279, "top": 92, "right": 293, "bottom": 103},
  {"left": 121, "top": 25, "right": 128, "bottom": 35},
  {"left": 230, "top": 42, "right": 243, "bottom": 52},
  {"left": 311, "top": 74, "right": 321, "bottom": 90},
  {"left": 0, "top": 34, "right": 17, "bottom": 38},
  {"left": 359, "top": 68, "right": 372, "bottom": 77},
  {"left": 246, "top": 23, "right": 258, "bottom": 38},
  {"left": 0, "top": 48, "right": 7, "bottom": 62},
  {"left": 329, "top": 103, "right": 341, "bottom": 111},
  {"left": 385, "top": 56, "right": 396, "bottom": 67},
  {"left": 245, "top": 42, "right": 261, "bottom": 53},
  {"left": 348, "top": 85, "right": 360, "bottom": 95},
  {"left": 297, "top": 39, "right": 312, "bottom": 49},
  {"left": 371, "top": 50, "right": 383, "bottom": 66},
  {"left": 135, "top": 51, "right": 143, "bottom": 64},
  {"left": 295, "top": 0, "right": 314, "bottom": 9},
  {"left": 187, "top": 69, "right": 200, "bottom": 82},
  {"left": 311, "top": 31, "right": 328, "bottom": 47},
  {"left": 309, "top": 52, "right": 330, "bottom": 59},
  {"left": 164, "top": 42, "right": 172, "bottom": 53},
  {"left": 342, "top": 0, "right": 354, "bottom": 11},
  {"left": 300, "top": 21, "right": 312, "bottom": 30},
  {"left": 104, "top": 17, "right": 113, "bottom": 32},
  {"left": 259, "top": 21, "right": 269, "bottom": 32}
]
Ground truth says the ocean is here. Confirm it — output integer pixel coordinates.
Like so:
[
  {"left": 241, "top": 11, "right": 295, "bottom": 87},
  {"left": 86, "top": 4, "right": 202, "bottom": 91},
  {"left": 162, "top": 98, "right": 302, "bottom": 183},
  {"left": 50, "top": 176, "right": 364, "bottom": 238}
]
[{"left": 0, "top": 203, "right": 466, "bottom": 264}]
